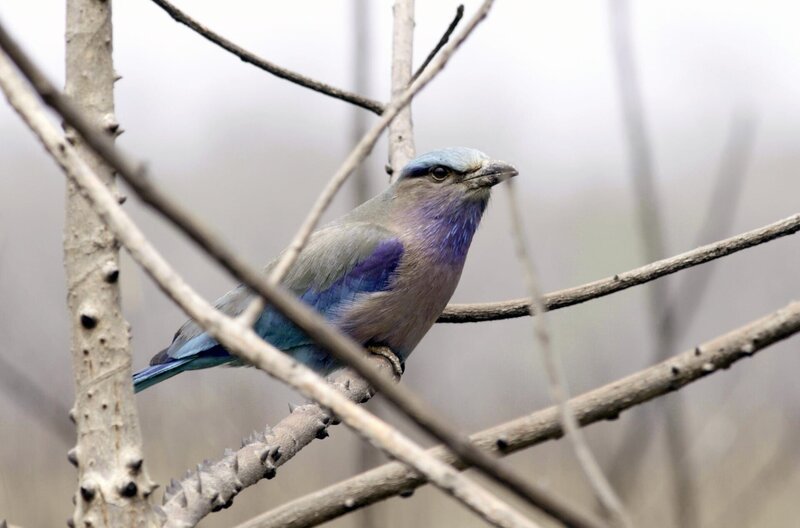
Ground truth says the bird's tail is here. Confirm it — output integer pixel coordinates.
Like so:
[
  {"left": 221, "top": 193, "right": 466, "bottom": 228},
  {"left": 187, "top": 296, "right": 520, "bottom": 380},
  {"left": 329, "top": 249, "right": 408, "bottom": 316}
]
[{"left": 133, "top": 359, "right": 192, "bottom": 393}]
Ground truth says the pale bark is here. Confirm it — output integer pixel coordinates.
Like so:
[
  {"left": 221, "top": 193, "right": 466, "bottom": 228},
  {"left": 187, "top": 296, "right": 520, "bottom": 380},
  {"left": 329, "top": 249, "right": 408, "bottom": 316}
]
[
  {"left": 388, "top": 0, "right": 416, "bottom": 176},
  {"left": 63, "top": 0, "right": 157, "bottom": 526},
  {"left": 248, "top": 300, "right": 800, "bottom": 528}
]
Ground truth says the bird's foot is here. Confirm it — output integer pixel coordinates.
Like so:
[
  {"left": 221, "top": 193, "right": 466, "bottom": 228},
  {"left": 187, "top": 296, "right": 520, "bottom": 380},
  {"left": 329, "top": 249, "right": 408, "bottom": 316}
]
[{"left": 367, "top": 345, "right": 404, "bottom": 379}]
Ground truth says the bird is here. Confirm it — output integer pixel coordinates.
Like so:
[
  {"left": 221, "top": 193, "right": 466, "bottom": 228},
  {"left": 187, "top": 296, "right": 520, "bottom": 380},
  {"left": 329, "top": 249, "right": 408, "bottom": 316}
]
[{"left": 132, "top": 147, "right": 518, "bottom": 392}]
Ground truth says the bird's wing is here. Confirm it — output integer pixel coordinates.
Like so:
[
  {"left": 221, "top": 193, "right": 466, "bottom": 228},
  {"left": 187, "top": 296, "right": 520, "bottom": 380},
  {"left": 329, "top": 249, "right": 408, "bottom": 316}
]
[{"left": 154, "top": 222, "right": 404, "bottom": 364}]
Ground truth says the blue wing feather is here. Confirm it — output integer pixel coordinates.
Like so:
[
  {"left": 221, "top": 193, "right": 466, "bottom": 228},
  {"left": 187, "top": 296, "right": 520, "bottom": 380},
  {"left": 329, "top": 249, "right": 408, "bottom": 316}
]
[{"left": 133, "top": 223, "right": 404, "bottom": 392}]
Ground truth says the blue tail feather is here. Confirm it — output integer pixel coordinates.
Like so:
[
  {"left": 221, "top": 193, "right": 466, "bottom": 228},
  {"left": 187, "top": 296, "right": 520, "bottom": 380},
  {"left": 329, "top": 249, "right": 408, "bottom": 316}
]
[{"left": 133, "top": 360, "right": 192, "bottom": 393}]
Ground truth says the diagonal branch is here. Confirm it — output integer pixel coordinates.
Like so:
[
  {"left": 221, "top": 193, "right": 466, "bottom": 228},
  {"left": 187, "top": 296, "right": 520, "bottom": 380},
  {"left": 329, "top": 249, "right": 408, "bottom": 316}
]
[
  {"left": 245, "top": 300, "right": 800, "bottom": 528},
  {"left": 0, "top": 54, "right": 542, "bottom": 528},
  {"left": 147, "top": 0, "right": 385, "bottom": 115},
  {"left": 438, "top": 213, "right": 800, "bottom": 323},
  {"left": 412, "top": 4, "right": 465, "bottom": 82},
  {"left": 505, "top": 180, "right": 631, "bottom": 526}
]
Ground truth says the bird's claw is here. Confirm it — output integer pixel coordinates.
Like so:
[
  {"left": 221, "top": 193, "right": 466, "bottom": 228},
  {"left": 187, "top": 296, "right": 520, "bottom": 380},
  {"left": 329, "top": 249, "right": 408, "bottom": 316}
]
[{"left": 367, "top": 346, "right": 404, "bottom": 379}]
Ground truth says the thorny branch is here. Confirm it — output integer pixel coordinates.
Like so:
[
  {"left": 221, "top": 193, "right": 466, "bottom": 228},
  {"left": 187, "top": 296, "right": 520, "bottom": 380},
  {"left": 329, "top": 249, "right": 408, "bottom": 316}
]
[
  {"left": 244, "top": 300, "right": 800, "bottom": 528},
  {"left": 505, "top": 180, "right": 631, "bottom": 526},
  {"left": 148, "top": 0, "right": 385, "bottom": 115},
  {"left": 63, "top": 1, "right": 158, "bottom": 526},
  {"left": 0, "top": 55, "right": 542, "bottom": 528},
  {"left": 438, "top": 213, "right": 800, "bottom": 322},
  {"left": 0, "top": 7, "right": 608, "bottom": 528}
]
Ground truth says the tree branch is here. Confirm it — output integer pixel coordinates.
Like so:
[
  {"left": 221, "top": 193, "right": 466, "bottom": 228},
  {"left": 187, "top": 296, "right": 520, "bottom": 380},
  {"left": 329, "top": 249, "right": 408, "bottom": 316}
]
[
  {"left": 0, "top": 53, "right": 544, "bottom": 528},
  {"left": 505, "top": 180, "right": 631, "bottom": 526},
  {"left": 62, "top": 2, "right": 158, "bottom": 526},
  {"left": 245, "top": 300, "right": 800, "bottom": 528},
  {"left": 0, "top": 7, "right": 605, "bottom": 527},
  {"left": 147, "top": 0, "right": 385, "bottom": 115},
  {"left": 438, "top": 213, "right": 800, "bottom": 323},
  {"left": 411, "top": 4, "right": 465, "bottom": 82},
  {"left": 387, "top": 0, "right": 416, "bottom": 174}
]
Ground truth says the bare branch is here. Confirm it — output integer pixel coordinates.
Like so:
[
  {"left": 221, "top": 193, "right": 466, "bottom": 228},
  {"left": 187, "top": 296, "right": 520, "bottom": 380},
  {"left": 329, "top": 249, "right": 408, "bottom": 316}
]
[
  {"left": 505, "top": 180, "right": 631, "bottom": 526},
  {"left": 0, "top": 56, "right": 544, "bottom": 528},
  {"left": 148, "top": 0, "right": 385, "bottom": 115},
  {"left": 0, "top": 7, "right": 605, "bottom": 527},
  {"left": 247, "top": 300, "right": 800, "bottom": 528},
  {"left": 61, "top": 2, "right": 158, "bottom": 526},
  {"left": 438, "top": 213, "right": 800, "bottom": 323},
  {"left": 387, "top": 0, "right": 416, "bottom": 174},
  {"left": 412, "top": 4, "right": 465, "bottom": 82}
]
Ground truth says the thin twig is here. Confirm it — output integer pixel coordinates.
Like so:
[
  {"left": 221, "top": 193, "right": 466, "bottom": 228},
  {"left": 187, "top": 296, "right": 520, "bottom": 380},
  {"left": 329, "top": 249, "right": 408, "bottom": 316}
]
[
  {"left": 438, "top": 213, "right": 800, "bottom": 322},
  {"left": 241, "top": 299, "right": 800, "bottom": 528},
  {"left": 147, "top": 0, "right": 385, "bottom": 115},
  {"left": 0, "top": 11, "right": 600, "bottom": 528},
  {"left": 411, "top": 4, "right": 465, "bottom": 82},
  {"left": 0, "top": 56, "right": 541, "bottom": 528},
  {"left": 505, "top": 180, "right": 632, "bottom": 526}
]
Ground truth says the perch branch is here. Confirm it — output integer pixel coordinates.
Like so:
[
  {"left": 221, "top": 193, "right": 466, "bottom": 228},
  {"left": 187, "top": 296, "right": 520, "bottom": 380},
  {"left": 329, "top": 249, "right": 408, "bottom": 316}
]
[
  {"left": 505, "top": 180, "right": 631, "bottom": 526},
  {"left": 0, "top": 55, "right": 543, "bottom": 528},
  {"left": 244, "top": 299, "right": 800, "bottom": 528},
  {"left": 0, "top": 8, "right": 605, "bottom": 527},
  {"left": 438, "top": 213, "right": 800, "bottom": 322},
  {"left": 148, "top": 0, "right": 385, "bottom": 115}
]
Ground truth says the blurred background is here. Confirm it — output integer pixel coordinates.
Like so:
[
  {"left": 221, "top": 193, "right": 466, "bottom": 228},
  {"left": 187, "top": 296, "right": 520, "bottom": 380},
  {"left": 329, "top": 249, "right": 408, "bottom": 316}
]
[{"left": 1, "top": 1, "right": 799, "bottom": 526}]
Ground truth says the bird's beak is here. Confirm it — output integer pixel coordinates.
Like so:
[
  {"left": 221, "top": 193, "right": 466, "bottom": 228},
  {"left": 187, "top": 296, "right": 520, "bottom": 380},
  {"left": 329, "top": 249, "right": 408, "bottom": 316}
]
[{"left": 463, "top": 160, "right": 519, "bottom": 189}]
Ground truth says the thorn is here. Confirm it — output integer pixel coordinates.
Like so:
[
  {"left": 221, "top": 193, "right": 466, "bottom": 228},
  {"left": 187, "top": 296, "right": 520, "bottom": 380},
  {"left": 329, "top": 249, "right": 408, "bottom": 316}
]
[
  {"left": 66, "top": 519, "right": 75, "bottom": 528},
  {"left": 259, "top": 448, "right": 271, "bottom": 464},
  {"left": 120, "top": 481, "right": 137, "bottom": 498},
  {"left": 223, "top": 448, "right": 234, "bottom": 457},
  {"left": 178, "top": 490, "right": 188, "bottom": 508},
  {"left": 271, "top": 446, "right": 281, "bottom": 462},
  {"left": 288, "top": 402, "right": 297, "bottom": 413},
  {"left": 80, "top": 483, "right": 96, "bottom": 502},
  {"left": 671, "top": 365, "right": 680, "bottom": 376},
  {"left": 233, "top": 453, "right": 239, "bottom": 474},
  {"left": 196, "top": 465, "right": 203, "bottom": 494},
  {"left": 495, "top": 436, "right": 509, "bottom": 452},
  {"left": 315, "top": 427, "right": 329, "bottom": 440},
  {"left": 127, "top": 456, "right": 143, "bottom": 473},
  {"left": 694, "top": 346, "right": 702, "bottom": 356},
  {"left": 67, "top": 448, "right": 79, "bottom": 467}
]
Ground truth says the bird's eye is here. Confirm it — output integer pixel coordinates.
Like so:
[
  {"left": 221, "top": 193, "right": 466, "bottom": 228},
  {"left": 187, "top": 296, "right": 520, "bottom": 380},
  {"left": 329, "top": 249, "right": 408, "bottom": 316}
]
[{"left": 430, "top": 166, "right": 449, "bottom": 182}]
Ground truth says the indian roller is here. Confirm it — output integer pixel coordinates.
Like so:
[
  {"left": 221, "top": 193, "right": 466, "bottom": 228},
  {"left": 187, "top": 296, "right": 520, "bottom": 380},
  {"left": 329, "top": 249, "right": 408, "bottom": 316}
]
[{"left": 133, "top": 147, "right": 517, "bottom": 392}]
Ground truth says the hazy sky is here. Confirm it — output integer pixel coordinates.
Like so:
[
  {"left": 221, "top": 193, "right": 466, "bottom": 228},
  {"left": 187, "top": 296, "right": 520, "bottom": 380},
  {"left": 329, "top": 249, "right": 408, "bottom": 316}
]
[{"left": 3, "top": 0, "right": 800, "bottom": 197}]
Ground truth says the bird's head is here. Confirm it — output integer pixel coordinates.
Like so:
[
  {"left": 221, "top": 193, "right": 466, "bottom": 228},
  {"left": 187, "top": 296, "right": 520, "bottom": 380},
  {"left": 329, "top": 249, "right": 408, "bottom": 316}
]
[{"left": 394, "top": 147, "right": 518, "bottom": 204}]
